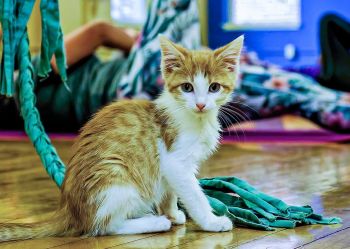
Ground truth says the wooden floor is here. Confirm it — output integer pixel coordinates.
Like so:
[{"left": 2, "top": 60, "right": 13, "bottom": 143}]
[{"left": 0, "top": 140, "right": 349, "bottom": 249}]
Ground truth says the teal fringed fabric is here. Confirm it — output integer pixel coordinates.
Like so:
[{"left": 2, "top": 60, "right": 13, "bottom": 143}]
[
  {"left": 199, "top": 177, "right": 342, "bottom": 230},
  {"left": 39, "top": 0, "right": 67, "bottom": 82},
  {"left": 0, "top": 0, "right": 67, "bottom": 186},
  {"left": 16, "top": 33, "right": 66, "bottom": 186},
  {"left": 0, "top": 0, "right": 36, "bottom": 96}
]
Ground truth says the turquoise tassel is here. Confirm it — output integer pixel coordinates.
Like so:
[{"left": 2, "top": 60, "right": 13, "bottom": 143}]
[{"left": 0, "top": 0, "right": 67, "bottom": 187}]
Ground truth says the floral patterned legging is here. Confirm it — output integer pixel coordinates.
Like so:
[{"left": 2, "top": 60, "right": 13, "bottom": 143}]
[{"left": 232, "top": 63, "right": 350, "bottom": 132}]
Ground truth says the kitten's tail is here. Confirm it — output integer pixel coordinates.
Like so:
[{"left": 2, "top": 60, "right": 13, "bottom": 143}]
[{"left": 0, "top": 209, "right": 69, "bottom": 242}]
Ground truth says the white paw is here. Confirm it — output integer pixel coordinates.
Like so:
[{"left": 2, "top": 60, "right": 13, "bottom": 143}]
[
  {"left": 156, "top": 215, "right": 172, "bottom": 231},
  {"left": 200, "top": 215, "right": 233, "bottom": 232},
  {"left": 171, "top": 210, "right": 186, "bottom": 225}
]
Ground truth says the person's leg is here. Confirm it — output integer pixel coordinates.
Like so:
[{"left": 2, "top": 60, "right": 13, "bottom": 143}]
[
  {"left": 51, "top": 21, "right": 138, "bottom": 72},
  {"left": 33, "top": 21, "right": 139, "bottom": 132}
]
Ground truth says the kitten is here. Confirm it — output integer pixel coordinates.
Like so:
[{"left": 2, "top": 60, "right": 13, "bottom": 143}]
[{"left": 0, "top": 35, "right": 243, "bottom": 241}]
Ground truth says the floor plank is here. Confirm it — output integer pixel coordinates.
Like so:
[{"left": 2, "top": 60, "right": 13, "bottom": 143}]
[
  {"left": 48, "top": 234, "right": 157, "bottom": 249},
  {"left": 168, "top": 228, "right": 286, "bottom": 249},
  {"left": 0, "top": 140, "right": 349, "bottom": 249},
  {"left": 0, "top": 237, "right": 85, "bottom": 249},
  {"left": 234, "top": 223, "right": 349, "bottom": 249},
  {"left": 301, "top": 227, "right": 350, "bottom": 249},
  {"left": 109, "top": 223, "right": 217, "bottom": 249}
]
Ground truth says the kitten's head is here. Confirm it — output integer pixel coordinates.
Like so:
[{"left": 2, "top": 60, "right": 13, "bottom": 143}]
[{"left": 159, "top": 35, "right": 243, "bottom": 115}]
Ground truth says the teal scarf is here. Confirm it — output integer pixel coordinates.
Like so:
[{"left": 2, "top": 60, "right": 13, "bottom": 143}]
[{"left": 200, "top": 177, "right": 341, "bottom": 230}]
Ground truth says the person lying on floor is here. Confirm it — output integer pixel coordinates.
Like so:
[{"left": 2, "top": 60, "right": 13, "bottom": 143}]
[
  {"left": 0, "top": 7, "right": 349, "bottom": 133},
  {"left": 0, "top": 21, "right": 139, "bottom": 131}
]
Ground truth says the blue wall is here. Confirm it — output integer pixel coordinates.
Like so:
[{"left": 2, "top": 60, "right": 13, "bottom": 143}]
[{"left": 208, "top": 0, "right": 350, "bottom": 66}]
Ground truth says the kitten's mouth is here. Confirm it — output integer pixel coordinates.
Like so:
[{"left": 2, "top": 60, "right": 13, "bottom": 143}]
[{"left": 194, "top": 109, "right": 208, "bottom": 114}]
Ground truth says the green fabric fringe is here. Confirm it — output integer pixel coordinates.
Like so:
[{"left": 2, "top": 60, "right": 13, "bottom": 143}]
[
  {"left": 0, "top": 0, "right": 36, "bottom": 96},
  {"left": 39, "top": 0, "right": 67, "bottom": 82},
  {"left": 199, "top": 177, "right": 342, "bottom": 230},
  {"left": 16, "top": 33, "right": 66, "bottom": 186}
]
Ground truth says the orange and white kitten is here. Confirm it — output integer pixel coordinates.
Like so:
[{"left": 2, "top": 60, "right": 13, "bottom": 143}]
[{"left": 0, "top": 35, "right": 243, "bottom": 241}]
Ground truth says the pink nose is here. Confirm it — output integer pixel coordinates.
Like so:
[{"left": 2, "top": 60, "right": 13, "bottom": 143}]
[{"left": 196, "top": 103, "right": 206, "bottom": 111}]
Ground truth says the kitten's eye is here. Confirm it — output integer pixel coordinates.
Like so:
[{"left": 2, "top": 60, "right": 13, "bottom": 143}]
[
  {"left": 181, "top": 83, "right": 194, "bottom": 92},
  {"left": 209, "top": 83, "right": 221, "bottom": 93}
]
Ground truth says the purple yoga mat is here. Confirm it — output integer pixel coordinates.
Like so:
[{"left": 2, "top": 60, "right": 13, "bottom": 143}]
[
  {"left": 0, "top": 131, "right": 76, "bottom": 141},
  {"left": 222, "top": 130, "right": 350, "bottom": 143},
  {"left": 1, "top": 123, "right": 350, "bottom": 143}
]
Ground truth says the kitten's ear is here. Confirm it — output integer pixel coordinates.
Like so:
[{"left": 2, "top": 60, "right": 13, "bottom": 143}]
[
  {"left": 214, "top": 35, "right": 244, "bottom": 72},
  {"left": 159, "top": 35, "right": 188, "bottom": 73}
]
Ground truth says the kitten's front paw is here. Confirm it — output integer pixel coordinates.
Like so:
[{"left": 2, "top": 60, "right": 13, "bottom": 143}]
[
  {"left": 200, "top": 215, "right": 233, "bottom": 232},
  {"left": 170, "top": 210, "right": 186, "bottom": 225},
  {"left": 157, "top": 215, "right": 172, "bottom": 231}
]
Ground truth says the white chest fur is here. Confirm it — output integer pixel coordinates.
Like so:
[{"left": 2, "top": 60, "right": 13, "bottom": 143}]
[
  {"left": 158, "top": 116, "right": 221, "bottom": 176},
  {"left": 173, "top": 128, "right": 219, "bottom": 164}
]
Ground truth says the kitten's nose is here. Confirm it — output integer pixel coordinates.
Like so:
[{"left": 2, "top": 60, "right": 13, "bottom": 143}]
[{"left": 196, "top": 103, "right": 206, "bottom": 111}]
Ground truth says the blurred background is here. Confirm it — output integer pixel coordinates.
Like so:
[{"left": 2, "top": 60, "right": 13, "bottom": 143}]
[
  {"left": 2, "top": 0, "right": 350, "bottom": 136},
  {"left": 27, "top": 0, "right": 208, "bottom": 59},
  {"left": 209, "top": 0, "right": 349, "bottom": 67},
  {"left": 26, "top": 0, "right": 349, "bottom": 67}
]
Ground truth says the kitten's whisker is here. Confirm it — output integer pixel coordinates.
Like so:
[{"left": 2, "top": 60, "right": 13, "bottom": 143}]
[
  {"left": 221, "top": 106, "right": 251, "bottom": 123},
  {"left": 218, "top": 114, "right": 236, "bottom": 139},
  {"left": 219, "top": 109, "right": 236, "bottom": 127},
  {"left": 230, "top": 101, "right": 259, "bottom": 114},
  {"left": 224, "top": 105, "right": 252, "bottom": 122},
  {"left": 221, "top": 107, "right": 246, "bottom": 122},
  {"left": 230, "top": 111, "right": 247, "bottom": 142},
  {"left": 221, "top": 107, "right": 247, "bottom": 125},
  {"left": 218, "top": 111, "right": 236, "bottom": 137},
  {"left": 219, "top": 109, "right": 243, "bottom": 141},
  {"left": 224, "top": 108, "right": 248, "bottom": 141},
  {"left": 220, "top": 109, "right": 246, "bottom": 142}
]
